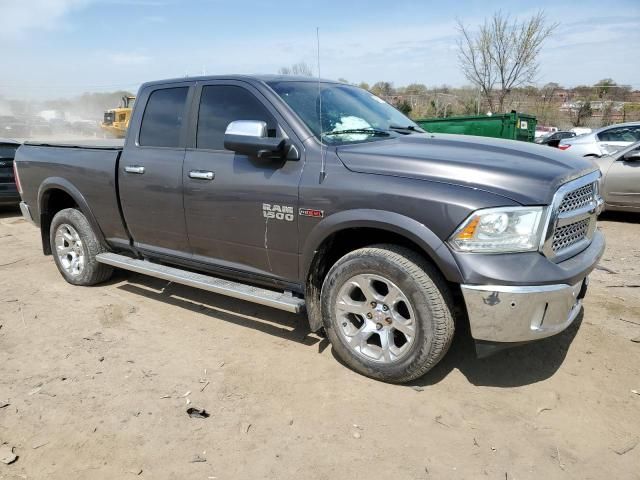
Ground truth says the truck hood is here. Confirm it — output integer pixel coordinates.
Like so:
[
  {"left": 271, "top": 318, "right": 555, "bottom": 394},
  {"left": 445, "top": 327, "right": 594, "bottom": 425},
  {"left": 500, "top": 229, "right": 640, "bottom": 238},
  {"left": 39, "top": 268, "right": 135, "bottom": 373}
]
[{"left": 335, "top": 133, "right": 598, "bottom": 205}]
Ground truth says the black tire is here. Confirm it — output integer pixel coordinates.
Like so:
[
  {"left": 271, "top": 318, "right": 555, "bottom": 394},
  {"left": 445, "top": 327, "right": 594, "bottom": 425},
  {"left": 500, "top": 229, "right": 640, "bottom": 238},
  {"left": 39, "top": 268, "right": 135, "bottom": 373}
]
[
  {"left": 49, "top": 208, "right": 113, "bottom": 286},
  {"left": 320, "top": 244, "right": 455, "bottom": 383}
]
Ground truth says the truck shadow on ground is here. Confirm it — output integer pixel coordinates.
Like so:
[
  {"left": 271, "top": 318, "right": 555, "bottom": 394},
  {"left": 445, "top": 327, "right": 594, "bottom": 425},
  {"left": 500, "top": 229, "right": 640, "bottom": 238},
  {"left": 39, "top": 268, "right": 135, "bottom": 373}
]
[
  {"left": 0, "top": 205, "right": 21, "bottom": 219},
  {"left": 599, "top": 211, "right": 640, "bottom": 224},
  {"left": 412, "top": 311, "right": 583, "bottom": 388},
  {"left": 115, "top": 271, "right": 582, "bottom": 388},
  {"left": 115, "top": 272, "right": 320, "bottom": 347}
]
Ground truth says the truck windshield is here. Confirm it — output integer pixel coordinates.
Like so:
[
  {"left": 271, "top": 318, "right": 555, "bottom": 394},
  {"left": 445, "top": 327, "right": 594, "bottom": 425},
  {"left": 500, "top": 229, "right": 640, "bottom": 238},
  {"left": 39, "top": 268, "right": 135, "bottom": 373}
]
[{"left": 268, "top": 81, "right": 423, "bottom": 145}]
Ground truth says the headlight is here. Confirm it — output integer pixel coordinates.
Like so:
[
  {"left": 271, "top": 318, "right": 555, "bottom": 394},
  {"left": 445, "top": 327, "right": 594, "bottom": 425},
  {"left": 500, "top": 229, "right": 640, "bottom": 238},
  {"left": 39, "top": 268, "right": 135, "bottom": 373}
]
[{"left": 449, "top": 206, "right": 545, "bottom": 253}]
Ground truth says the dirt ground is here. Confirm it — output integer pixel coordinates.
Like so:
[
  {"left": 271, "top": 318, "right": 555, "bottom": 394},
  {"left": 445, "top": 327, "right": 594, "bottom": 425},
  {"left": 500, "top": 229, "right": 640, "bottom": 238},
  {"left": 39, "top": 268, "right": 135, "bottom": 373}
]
[{"left": 0, "top": 206, "right": 638, "bottom": 480}]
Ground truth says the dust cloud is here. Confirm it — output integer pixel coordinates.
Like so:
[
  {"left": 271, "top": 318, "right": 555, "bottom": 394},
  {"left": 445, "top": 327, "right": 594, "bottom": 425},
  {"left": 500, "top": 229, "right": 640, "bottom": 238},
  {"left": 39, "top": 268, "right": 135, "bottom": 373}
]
[{"left": 0, "top": 90, "right": 134, "bottom": 142}]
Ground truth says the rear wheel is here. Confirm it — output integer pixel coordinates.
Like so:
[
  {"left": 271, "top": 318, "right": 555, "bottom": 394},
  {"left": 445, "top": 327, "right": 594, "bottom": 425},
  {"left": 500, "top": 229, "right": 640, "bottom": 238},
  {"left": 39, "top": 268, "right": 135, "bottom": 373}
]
[
  {"left": 50, "top": 208, "right": 113, "bottom": 286},
  {"left": 321, "top": 244, "right": 455, "bottom": 383}
]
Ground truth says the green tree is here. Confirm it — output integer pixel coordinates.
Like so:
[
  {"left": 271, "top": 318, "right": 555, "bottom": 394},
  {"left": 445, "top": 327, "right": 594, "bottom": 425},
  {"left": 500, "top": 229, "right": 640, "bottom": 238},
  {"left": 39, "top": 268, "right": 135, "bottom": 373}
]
[
  {"left": 594, "top": 78, "right": 616, "bottom": 99},
  {"left": 395, "top": 100, "right": 412, "bottom": 116}
]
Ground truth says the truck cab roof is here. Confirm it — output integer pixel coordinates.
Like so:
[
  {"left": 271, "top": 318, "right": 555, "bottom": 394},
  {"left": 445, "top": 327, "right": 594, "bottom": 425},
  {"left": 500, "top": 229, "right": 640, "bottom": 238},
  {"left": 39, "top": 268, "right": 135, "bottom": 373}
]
[{"left": 139, "top": 74, "right": 341, "bottom": 90}]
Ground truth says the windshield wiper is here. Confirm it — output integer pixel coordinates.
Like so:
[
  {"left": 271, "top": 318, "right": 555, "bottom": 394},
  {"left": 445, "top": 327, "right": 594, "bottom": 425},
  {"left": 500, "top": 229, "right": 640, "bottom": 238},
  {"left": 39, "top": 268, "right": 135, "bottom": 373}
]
[
  {"left": 323, "top": 128, "right": 390, "bottom": 137},
  {"left": 388, "top": 125, "right": 424, "bottom": 134}
]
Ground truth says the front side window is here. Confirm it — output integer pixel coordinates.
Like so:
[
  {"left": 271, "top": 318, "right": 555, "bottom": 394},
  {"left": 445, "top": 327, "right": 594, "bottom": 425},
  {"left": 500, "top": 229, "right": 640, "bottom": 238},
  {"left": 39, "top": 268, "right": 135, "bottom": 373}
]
[
  {"left": 197, "top": 85, "right": 276, "bottom": 150},
  {"left": 268, "top": 81, "right": 422, "bottom": 145},
  {"left": 139, "top": 87, "right": 189, "bottom": 148}
]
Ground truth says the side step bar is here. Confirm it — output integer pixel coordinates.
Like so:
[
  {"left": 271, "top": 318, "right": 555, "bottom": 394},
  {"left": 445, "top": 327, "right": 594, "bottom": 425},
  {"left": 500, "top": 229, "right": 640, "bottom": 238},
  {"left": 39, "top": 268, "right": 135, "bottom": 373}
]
[{"left": 96, "top": 253, "right": 305, "bottom": 314}]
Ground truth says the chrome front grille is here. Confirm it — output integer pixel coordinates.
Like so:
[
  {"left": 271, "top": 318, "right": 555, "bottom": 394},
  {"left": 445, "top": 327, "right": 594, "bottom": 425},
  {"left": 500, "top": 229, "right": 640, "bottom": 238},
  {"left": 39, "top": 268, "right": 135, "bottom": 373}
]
[
  {"left": 542, "top": 172, "right": 602, "bottom": 262},
  {"left": 558, "top": 183, "right": 595, "bottom": 213},
  {"left": 552, "top": 218, "right": 590, "bottom": 253}
]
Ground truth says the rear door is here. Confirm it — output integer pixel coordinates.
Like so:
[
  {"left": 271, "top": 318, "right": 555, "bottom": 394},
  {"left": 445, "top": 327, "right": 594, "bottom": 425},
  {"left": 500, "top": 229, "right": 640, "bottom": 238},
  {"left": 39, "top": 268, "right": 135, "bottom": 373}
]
[
  {"left": 183, "top": 81, "right": 304, "bottom": 281},
  {"left": 118, "top": 83, "right": 194, "bottom": 257}
]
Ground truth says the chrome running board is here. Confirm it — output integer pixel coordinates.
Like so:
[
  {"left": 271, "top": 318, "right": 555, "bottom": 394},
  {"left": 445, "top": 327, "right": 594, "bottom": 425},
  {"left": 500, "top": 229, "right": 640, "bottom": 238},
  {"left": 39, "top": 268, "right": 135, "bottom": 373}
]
[{"left": 96, "top": 252, "right": 305, "bottom": 313}]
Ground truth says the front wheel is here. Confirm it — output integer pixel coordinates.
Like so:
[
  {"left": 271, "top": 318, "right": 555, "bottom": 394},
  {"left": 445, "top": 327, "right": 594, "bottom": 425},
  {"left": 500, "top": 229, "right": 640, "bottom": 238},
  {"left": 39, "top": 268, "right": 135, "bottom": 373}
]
[
  {"left": 321, "top": 244, "right": 455, "bottom": 383},
  {"left": 50, "top": 208, "right": 113, "bottom": 286}
]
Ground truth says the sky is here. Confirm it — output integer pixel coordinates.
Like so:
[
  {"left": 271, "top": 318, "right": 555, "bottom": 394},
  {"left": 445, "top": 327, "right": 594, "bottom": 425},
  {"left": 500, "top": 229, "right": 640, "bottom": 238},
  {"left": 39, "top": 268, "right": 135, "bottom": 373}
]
[{"left": 0, "top": 0, "right": 639, "bottom": 99}]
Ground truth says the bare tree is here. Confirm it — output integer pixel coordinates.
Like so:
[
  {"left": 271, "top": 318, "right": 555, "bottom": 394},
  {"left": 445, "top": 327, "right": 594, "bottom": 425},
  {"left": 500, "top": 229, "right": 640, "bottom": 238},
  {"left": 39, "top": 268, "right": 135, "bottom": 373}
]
[
  {"left": 457, "top": 11, "right": 557, "bottom": 113},
  {"left": 278, "top": 61, "right": 314, "bottom": 77},
  {"left": 568, "top": 101, "right": 593, "bottom": 127},
  {"left": 600, "top": 101, "right": 614, "bottom": 127},
  {"left": 533, "top": 82, "right": 561, "bottom": 126},
  {"left": 370, "top": 82, "right": 394, "bottom": 97}
]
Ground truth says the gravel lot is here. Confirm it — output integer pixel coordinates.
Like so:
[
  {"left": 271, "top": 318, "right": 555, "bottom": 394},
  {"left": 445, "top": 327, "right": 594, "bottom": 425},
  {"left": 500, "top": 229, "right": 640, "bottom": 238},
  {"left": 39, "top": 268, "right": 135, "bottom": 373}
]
[{"left": 0, "top": 206, "right": 639, "bottom": 480}]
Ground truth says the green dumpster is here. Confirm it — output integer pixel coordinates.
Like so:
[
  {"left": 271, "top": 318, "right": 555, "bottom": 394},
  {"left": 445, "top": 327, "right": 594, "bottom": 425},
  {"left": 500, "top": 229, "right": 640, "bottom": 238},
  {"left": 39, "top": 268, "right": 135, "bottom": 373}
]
[{"left": 416, "top": 111, "right": 537, "bottom": 142}]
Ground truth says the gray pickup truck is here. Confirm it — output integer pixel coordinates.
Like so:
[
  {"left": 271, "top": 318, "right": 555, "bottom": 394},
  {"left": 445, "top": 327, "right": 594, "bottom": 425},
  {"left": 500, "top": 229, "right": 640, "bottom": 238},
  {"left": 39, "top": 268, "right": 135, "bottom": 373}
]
[{"left": 15, "top": 75, "right": 605, "bottom": 383}]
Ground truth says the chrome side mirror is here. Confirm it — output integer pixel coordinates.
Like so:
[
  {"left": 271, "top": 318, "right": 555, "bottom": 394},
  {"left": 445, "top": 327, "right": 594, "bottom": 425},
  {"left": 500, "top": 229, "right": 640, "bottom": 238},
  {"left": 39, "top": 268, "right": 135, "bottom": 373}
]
[
  {"left": 223, "top": 120, "right": 299, "bottom": 160},
  {"left": 225, "top": 120, "right": 268, "bottom": 138}
]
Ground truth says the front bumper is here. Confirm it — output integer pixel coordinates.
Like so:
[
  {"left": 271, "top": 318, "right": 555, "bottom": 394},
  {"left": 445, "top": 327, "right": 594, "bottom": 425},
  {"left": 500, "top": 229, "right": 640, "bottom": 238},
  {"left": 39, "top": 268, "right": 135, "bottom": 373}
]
[{"left": 461, "top": 279, "right": 587, "bottom": 343}]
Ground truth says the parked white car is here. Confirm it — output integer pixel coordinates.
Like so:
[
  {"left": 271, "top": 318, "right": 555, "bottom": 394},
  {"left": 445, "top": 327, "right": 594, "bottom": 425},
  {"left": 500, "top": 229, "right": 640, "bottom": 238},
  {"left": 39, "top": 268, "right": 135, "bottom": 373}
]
[{"left": 558, "top": 122, "right": 640, "bottom": 157}]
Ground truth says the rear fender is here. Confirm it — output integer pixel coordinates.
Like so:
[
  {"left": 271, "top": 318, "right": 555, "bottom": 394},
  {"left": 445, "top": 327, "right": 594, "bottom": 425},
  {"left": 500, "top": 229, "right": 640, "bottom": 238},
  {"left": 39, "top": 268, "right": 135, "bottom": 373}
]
[{"left": 37, "top": 177, "right": 107, "bottom": 255}]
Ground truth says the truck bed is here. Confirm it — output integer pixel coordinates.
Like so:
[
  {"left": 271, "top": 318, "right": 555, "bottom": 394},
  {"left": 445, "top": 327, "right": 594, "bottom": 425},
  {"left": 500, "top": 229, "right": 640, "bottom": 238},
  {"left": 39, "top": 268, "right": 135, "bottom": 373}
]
[
  {"left": 15, "top": 142, "right": 130, "bottom": 247},
  {"left": 24, "top": 138, "right": 124, "bottom": 150}
]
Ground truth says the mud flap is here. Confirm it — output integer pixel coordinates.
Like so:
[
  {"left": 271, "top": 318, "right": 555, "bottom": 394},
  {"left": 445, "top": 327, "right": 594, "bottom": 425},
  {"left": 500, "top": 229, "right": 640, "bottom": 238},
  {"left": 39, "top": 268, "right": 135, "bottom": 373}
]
[{"left": 474, "top": 339, "right": 529, "bottom": 358}]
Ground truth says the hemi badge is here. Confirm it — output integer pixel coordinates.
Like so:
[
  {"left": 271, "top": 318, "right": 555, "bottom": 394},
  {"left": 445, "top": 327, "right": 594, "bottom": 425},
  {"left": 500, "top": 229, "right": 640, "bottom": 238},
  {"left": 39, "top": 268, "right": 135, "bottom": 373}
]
[{"left": 299, "top": 208, "right": 324, "bottom": 218}]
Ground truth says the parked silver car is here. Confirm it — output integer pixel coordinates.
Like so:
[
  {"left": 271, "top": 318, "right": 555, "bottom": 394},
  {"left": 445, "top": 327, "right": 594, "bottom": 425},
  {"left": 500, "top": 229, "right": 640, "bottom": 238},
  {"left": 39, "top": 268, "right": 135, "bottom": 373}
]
[
  {"left": 593, "top": 141, "right": 640, "bottom": 212},
  {"left": 558, "top": 122, "right": 640, "bottom": 157}
]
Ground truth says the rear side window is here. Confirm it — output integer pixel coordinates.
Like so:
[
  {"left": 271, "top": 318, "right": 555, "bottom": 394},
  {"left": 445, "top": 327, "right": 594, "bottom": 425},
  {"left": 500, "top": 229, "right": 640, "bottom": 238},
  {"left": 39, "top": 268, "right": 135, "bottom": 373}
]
[
  {"left": 598, "top": 126, "right": 640, "bottom": 143},
  {"left": 197, "top": 85, "right": 276, "bottom": 150},
  {"left": 139, "top": 87, "right": 189, "bottom": 148}
]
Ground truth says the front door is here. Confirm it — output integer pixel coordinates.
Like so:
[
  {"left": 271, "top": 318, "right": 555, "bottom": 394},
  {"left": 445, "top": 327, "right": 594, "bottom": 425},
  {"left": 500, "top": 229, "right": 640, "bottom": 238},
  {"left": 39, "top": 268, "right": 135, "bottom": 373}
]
[
  {"left": 183, "top": 81, "right": 303, "bottom": 281},
  {"left": 119, "top": 84, "right": 193, "bottom": 257}
]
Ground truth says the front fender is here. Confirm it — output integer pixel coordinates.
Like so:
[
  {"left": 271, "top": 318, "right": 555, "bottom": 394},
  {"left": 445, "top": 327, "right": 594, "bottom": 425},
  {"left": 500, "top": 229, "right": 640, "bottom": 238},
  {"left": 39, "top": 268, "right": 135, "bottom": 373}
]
[{"left": 300, "top": 208, "right": 463, "bottom": 283}]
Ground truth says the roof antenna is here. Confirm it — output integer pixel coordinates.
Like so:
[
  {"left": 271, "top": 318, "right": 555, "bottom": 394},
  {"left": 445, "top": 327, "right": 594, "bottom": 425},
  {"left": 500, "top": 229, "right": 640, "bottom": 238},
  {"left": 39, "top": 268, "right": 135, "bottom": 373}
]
[{"left": 317, "top": 27, "right": 327, "bottom": 184}]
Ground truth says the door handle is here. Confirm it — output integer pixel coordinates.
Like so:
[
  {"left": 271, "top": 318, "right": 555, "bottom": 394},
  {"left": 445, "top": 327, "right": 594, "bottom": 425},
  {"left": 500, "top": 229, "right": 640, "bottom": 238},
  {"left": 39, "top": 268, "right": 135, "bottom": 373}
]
[
  {"left": 189, "top": 170, "right": 215, "bottom": 180},
  {"left": 125, "top": 165, "right": 145, "bottom": 174}
]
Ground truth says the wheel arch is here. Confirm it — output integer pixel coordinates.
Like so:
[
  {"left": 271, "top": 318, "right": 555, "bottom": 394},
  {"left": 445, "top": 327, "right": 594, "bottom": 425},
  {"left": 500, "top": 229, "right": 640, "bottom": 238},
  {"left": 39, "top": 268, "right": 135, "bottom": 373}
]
[
  {"left": 38, "top": 178, "right": 107, "bottom": 255},
  {"left": 301, "top": 209, "right": 464, "bottom": 332}
]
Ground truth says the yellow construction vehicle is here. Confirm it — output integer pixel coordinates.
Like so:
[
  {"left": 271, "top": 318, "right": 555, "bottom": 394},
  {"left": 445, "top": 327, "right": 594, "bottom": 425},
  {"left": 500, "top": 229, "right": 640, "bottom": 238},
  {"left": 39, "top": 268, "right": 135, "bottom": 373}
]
[{"left": 101, "top": 95, "right": 135, "bottom": 138}]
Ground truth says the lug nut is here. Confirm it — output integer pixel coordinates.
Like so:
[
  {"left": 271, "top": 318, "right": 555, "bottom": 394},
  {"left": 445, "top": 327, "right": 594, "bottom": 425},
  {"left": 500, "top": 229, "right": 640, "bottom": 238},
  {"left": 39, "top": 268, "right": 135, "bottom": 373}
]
[
  {"left": 376, "top": 323, "right": 383, "bottom": 330},
  {"left": 342, "top": 322, "right": 347, "bottom": 327},
  {"left": 370, "top": 302, "right": 377, "bottom": 308},
  {"left": 382, "top": 305, "right": 388, "bottom": 311},
  {"left": 366, "top": 313, "right": 373, "bottom": 319},
  {"left": 385, "top": 317, "right": 392, "bottom": 325}
]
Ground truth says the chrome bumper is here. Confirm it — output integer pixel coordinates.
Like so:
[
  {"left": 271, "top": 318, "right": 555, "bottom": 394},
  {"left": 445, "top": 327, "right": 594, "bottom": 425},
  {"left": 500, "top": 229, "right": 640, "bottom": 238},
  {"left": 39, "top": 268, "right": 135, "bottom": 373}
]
[
  {"left": 19, "top": 201, "right": 35, "bottom": 225},
  {"left": 461, "top": 279, "right": 586, "bottom": 343}
]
